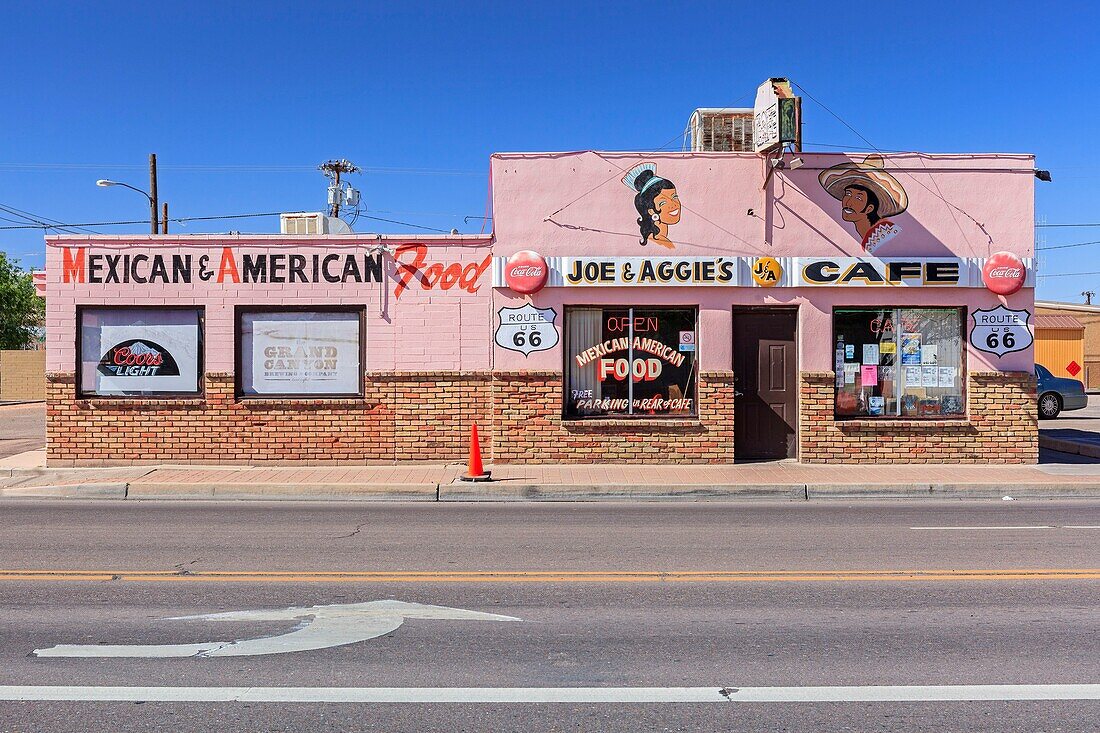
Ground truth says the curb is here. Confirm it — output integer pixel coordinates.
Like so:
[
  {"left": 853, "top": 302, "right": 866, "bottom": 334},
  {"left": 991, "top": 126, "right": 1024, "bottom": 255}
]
[
  {"left": 439, "top": 483, "right": 807, "bottom": 501},
  {"left": 808, "top": 483, "right": 1100, "bottom": 499},
  {"left": 126, "top": 482, "right": 437, "bottom": 501},
  {"left": 0, "top": 482, "right": 128, "bottom": 499},
  {"left": 0, "top": 467, "right": 156, "bottom": 481},
  {"left": 3, "top": 480, "right": 1100, "bottom": 502},
  {"left": 1039, "top": 435, "right": 1100, "bottom": 459}
]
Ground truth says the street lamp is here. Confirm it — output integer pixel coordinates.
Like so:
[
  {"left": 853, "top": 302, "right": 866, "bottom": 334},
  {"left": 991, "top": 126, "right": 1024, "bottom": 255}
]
[
  {"left": 96, "top": 179, "right": 150, "bottom": 199},
  {"left": 95, "top": 154, "right": 161, "bottom": 233},
  {"left": 96, "top": 179, "right": 159, "bottom": 234}
]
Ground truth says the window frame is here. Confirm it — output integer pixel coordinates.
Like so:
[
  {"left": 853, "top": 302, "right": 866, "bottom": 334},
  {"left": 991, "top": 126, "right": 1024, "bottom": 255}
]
[
  {"left": 75, "top": 304, "right": 205, "bottom": 400},
  {"left": 561, "top": 304, "right": 699, "bottom": 420},
  {"left": 234, "top": 305, "right": 367, "bottom": 400},
  {"left": 831, "top": 305, "right": 968, "bottom": 420}
]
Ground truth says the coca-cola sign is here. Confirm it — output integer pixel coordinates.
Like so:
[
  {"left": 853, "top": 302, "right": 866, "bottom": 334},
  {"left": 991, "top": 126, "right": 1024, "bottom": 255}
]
[
  {"left": 982, "top": 251, "right": 1027, "bottom": 295},
  {"left": 503, "top": 250, "right": 548, "bottom": 294},
  {"left": 97, "top": 339, "right": 180, "bottom": 378}
]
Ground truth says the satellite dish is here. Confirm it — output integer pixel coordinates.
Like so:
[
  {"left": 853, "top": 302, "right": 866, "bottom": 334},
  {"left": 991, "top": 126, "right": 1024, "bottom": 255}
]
[{"left": 324, "top": 216, "right": 353, "bottom": 234}]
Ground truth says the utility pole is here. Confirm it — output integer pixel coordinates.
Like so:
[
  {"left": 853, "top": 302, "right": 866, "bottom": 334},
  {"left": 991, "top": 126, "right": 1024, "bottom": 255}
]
[
  {"left": 319, "top": 159, "right": 361, "bottom": 218},
  {"left": 149, "top": 153, "right": 159, "bottom": 234},
  {"left": 162, "top": 202, "right": 169, "bottom": 234},
  {"left": 1083, "top": 291, "right": 1094, "bottom": 305}
]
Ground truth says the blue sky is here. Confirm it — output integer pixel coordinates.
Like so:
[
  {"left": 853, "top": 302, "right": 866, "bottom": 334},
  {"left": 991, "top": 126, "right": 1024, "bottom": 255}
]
[{"left": 2, "top": 0, "right": 1098, "bottom": 301}]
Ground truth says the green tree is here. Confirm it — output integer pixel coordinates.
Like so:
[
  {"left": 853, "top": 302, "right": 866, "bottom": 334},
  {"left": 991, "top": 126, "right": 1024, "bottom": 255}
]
[{"left": 0, "top": 252, "right": 44, "bottom": 349}]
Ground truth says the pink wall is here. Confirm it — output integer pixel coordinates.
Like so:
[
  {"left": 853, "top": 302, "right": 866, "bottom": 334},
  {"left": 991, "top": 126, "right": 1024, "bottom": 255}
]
[
  {"left": 490, "top": 151, "right": 1035, "bottom": 259},
  {"left": 46, "top": 151, "right": 1037, "bottom": 380},
  {"left": 494, "top": 286, "right": 1034, "bottom": 373},
  {"left": 44, "top": 235, "right": 494, "bottom": 373},
  {"left": 490, "top": 150, "right": 1036, "bottom": 373}
]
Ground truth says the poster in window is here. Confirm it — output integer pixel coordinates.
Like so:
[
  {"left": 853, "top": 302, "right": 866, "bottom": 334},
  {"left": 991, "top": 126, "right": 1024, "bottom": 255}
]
[
  {"left": 241, "top": 311, "right": 361, "bottom": 395},
  {"left": 81, "top": 308, "right": 201, "bottom": 396},
  {"left": 900, "top": 333, "right": 922, "bottom": 364}
]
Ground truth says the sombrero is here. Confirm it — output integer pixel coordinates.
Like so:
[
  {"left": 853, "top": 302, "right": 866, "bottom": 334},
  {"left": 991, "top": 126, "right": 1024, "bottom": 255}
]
[{"left": 818, "top": 154, "right": 908, "bottom": 218}]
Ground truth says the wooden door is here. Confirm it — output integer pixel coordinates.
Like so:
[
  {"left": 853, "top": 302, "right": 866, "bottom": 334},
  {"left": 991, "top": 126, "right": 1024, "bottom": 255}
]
[{"left": 734, "top": 310, "right": 798, "bottom": 460}]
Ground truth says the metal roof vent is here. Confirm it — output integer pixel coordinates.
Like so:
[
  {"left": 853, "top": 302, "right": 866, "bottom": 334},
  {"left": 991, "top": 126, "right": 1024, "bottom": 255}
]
[
  {"left": 280, "top": 212, "right": 353, "bottom": 235},
  {"left": 686, "top": 108, "right": 754, "bottom": 152}
]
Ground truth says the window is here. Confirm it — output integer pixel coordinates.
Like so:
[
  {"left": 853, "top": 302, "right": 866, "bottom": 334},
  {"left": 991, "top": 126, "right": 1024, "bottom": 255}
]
[
  {"left": 833, "top": 308, "right": 965, "bottom": 418},
  {"left": 78, "top": 307, "right": 203, "bottom": 398},
  {"left": 565, "top": 306, "right": 697, "bottom": 418},
  {"left": 238, "top": 307, "right": 364, "bottom": 398}
]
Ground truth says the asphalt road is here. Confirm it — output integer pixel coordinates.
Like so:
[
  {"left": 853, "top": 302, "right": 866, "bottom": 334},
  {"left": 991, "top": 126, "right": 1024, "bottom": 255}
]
[{"left": 1, "top": 500, "right": 1098, "bottom": 731}]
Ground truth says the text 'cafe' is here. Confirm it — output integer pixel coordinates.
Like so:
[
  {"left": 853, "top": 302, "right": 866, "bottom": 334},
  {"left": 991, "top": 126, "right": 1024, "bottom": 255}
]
[{"left": 44, "top": 149, "right": 1038, "bottom": 466}]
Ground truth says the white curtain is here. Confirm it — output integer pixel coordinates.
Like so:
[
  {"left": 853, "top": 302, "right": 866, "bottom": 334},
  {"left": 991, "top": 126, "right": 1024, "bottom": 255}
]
[{"left": 568, "top": 309, "right": 603, "bottom": 409}]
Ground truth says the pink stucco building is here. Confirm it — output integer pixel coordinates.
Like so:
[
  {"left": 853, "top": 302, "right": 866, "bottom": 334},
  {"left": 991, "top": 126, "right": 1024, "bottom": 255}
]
[{"left": 45, "top": 146, "right": 1038, "bottom": 465}]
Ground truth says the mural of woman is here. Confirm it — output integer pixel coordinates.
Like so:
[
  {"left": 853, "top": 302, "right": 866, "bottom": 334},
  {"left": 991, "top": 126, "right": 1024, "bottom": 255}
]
[
  {"left": 622, "top": 162, "right": 680, "bottom": 249},
  {"left": 818, "top": 154, "right": 909, "bottom": 254}
]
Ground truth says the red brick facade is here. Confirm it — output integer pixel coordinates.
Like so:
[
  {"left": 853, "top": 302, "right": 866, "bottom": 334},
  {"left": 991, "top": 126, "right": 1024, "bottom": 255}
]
[
  {"left": 46, "top": 370, "right": 737, "bottom": 465},
  {"left": 799, "top": 371, "right": 1037, "bottom": 463},
  {"left": 47, "top": 371, "right": 490, "bottom": 466},
  {"left": 490, "top": 371, "right": 736, "bottom": 464},
  {"left": 47, "top": 369, "right": 1035, "bottom": 466}
]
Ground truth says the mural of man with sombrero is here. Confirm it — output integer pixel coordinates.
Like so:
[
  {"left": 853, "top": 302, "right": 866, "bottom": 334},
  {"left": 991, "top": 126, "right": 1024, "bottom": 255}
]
[{"left": 819, "top": 154, "right": 908, "bottom": 254}]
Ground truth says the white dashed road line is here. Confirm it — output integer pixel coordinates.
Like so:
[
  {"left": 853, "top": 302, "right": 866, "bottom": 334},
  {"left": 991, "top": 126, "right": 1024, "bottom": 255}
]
[
  {"left": 1, "top": 684, "right": 1099, "bottom": 704},
  {"left": 909, "top": 526, "right": 1056, "bottom": 530}
]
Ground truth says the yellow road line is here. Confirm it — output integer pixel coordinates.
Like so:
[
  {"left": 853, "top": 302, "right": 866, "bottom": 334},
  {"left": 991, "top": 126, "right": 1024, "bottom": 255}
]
[{"left": 0, "top": 570, "right": 1098, "bottom": 583}]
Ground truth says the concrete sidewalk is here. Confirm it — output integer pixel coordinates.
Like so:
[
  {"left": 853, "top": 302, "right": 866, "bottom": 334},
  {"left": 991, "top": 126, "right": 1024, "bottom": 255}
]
[{"left": 3, "top": 449, "right": 1100, "bottom": 500}]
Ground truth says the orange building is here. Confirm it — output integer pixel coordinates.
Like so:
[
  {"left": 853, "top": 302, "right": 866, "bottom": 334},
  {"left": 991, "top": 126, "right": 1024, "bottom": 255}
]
[{"left": 1034, "top": 301, "right": 1099, "bottom": 387}]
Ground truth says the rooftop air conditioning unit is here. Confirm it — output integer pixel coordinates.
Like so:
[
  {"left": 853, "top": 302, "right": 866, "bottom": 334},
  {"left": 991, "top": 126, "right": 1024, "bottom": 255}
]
[
  {"left": 280, "top": 212, "right": 353, "bottom": 235},
  {"left": 686, "top": 108, "right": 754, "bottom": 152}
]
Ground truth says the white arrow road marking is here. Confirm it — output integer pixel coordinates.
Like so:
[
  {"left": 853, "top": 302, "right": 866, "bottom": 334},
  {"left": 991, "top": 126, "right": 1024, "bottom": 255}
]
[
  {"left": 0, "top": 685, "right": 1098, "bottom": 703},
  {"left": 31, "top": 600, "right": 521, "bottom": 658}
]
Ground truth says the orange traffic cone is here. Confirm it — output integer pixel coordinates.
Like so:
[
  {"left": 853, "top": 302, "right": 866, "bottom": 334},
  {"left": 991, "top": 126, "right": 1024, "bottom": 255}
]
[{"left": 460, "top": 423, "right": 492, "bottom": 482}]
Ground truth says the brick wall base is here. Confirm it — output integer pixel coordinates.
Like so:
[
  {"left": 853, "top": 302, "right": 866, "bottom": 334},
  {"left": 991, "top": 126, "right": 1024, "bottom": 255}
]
[
  {"left": 490, "top": 371, "right": 735, "bottom": 464},
  {"left": 47, "top": 369, "right": 1037, "bottom": 465},
  {"left": 799, "top": 371, "right": 1038, "bottom": 463},
  {"left": 47, "top": 371, "right": 490, "bottom": 466}
]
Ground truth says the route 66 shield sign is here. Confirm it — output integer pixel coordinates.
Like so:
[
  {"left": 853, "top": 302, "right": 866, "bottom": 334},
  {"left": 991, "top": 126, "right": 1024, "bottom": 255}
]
[
  {"left": 495, "top": 304, "right": 559, "bottom": 356},
  {"left": 970, "top": 305, "right": 1032, "bottom": 357}
]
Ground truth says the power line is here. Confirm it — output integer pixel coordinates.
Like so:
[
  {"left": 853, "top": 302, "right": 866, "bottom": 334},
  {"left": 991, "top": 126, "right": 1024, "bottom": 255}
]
[
  {"left": 792, "top": 82, "right": 994, "bottom": 250},
  {"left": 1037, "top": 271, "right": 1100, "bottom": 278},
  {"left": 0, "top": 202, "right": 101, "bottom": 236},
  {"left": 0, "top": 211, "right": 284, "bottom": 231},
  {"left": 358, "top": 214, "right": 450, "bottom": 234},
  {"left": 0, "top": 210, "right": 457, "bottom": 234},
  {"left": 1036, "top": 239, "right": 1100, "bottom": 251},
  {"left": 803, "top": 141, "right": 911, "bottom": 153},
  {"left": 1037, "top": 223, "right": 1100, "bottom": 228},
  {"left": 543, "top": 92, "right": 754, "bottom": 222},
  {"left": 0, "top": 162, "right": 485, "bottom": 176}
]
